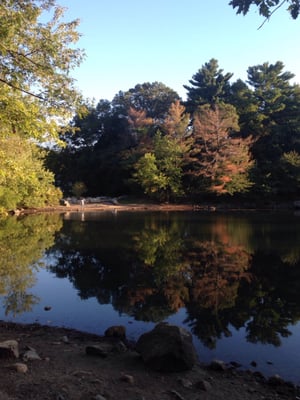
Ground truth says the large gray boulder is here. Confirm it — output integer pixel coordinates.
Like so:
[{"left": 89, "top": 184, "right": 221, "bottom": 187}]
[{"left": 136, "top": 323, "right": 197, "bottom": 372}]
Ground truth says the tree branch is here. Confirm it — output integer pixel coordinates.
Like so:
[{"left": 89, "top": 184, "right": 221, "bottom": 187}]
[
  {"left": 0, "top": 77, "right": 45, "bottom": 100},
  {"left": 258, "top": 0, "right": 287, "bottom": 29}
]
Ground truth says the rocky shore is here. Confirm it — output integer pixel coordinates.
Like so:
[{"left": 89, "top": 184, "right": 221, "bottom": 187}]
[{"left": 0, "top": 321, "right": 299, "bottom": 400}]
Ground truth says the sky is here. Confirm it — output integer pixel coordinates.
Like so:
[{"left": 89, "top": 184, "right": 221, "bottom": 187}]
[{"left": 57, "top": 0, "right": 300, "bottom": 102}]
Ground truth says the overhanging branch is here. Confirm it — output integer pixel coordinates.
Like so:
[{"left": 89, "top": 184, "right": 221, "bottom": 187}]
[{"left": 0, "top": 77, "right": 45, "bottom": 100}]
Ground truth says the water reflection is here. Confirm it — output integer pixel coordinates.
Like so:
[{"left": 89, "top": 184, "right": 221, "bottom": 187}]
[
  {"left": 43, "top": 212, "right": 300, "bottom": 351},
  {"left": 0, "top": 213, "right": 62, "bottom": 316},
  {"left": 2, "top": 211, "right": 300, "bottom": 355}
]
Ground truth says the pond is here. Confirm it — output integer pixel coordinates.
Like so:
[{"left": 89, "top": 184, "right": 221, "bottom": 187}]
[{"left": 1, "top": 210, "right": 300, "bottom": 384}]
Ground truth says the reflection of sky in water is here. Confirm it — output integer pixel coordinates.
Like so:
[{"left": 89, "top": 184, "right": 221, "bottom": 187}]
[
  {"left": 1, "top": 266, "right": 300, "bottom": 385},
  {"left": 1, "top": 211, "right": 300, "bottom": 385}
]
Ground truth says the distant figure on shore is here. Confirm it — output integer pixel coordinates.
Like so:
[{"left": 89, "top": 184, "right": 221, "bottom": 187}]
[{"left": 80, "top": 198, "right": 85, "bottom": 209}]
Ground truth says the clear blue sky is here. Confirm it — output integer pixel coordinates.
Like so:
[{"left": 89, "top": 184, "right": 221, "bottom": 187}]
[{"left": 58, "top": 0, "right": 299, "bottom": 102}]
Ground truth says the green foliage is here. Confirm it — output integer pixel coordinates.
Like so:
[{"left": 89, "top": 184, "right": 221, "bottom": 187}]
[
  {"left": 0, "top": 0, "right": 83, "bottom": 211},
  {"left": 134, "top": 153, "right": 167, "bottom": 199},
  {"left": 0, "top": 136, "right": 62, "bottom": 210},
  {"left": 112, "top": 82, "right": 180, "bottom": 119},
  {"left": 184, "top": 58, "right": 233, "bottom": 113},
  {"left": 277, "top": 151, "right": 300, "bottom": 193},
  {"left": 133, "top": 131, "right": 184, "bottom": 201},
  {"left": 0, "top": 0, "right": 84, "bottom": 142}
]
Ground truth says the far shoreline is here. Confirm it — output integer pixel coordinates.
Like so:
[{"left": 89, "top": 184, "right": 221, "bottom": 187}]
[{"left": 19, "top": 199, "right": 297, "bottom": 215}]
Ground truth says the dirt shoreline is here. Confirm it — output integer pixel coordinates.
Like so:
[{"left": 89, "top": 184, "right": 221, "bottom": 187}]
[
  {"left": 20, "top": 199, "right": 296, "bottom": 215},
  {"left": 0, "top": 321, "right": 299, "bottom": 400},
  {"left": 22, "top": 202, "right": 196, "bottom": 214}
]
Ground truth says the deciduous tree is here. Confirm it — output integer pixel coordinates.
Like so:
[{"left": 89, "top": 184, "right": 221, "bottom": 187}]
[
  {"left": 186, "top": 103, "right": 253, "bottom": 195},
  {"left": 0, "top": 0, "right": 84, "bottom": 210}
]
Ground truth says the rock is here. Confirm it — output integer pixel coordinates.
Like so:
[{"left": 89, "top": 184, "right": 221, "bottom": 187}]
[
  {"left": 10, "top": 363, "right": 28, "bottom": 373},
  {"left": 252, "top": 371, "right": 266, "bottom": 382},
  {"left": 61, "top": 336, "right": 69, "bottom": 344},
  {"left": 120, "top": 374, "right": 134, "bottom": 384},
  {"left": 136, "top": 323, "right": 197, "bottom": 372},
  {"left": 85, "top": 342, "right": 114, "bottom": 357},
  {"left": 112, "top": 340, "right": 127, "bottom": 353},
  {"left": 0, "top": 340, "right": 19, "bottom": 359},
  {"left": 250, "top": 360, "right": 257, "bottom": 367},
  {"left": 178, "top": 377, "right": 193, "bottom": 388},
  {"left": 268, "top": 374, "right": 285, "bottom": 386},
  {"left": 104, "top": 325, "right": 126, "bottom": 339},
  {"left": 195, "top": 379, "right": 212, "bottom": 391},
  {"left": 230, "top": 361, "right": 242, "bottom": 368},
  {"left": 93, "top": 395, "right": 107, "bottom": 400},
  {"left": 22, "top": 347, "right": 41, "bottom": 361},
  {"left": 209, "top": 359, "right": 227, "bottom": 371},
  {"left": 44, "top": 306, "right": 52, "bottom": 311}
]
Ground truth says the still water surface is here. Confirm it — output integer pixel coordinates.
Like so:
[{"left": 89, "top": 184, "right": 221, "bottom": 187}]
[{"left": 1, "top": 210, "right": 300, "bottom": 383}]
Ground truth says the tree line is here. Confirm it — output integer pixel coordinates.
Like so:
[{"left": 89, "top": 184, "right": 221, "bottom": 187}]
[
  {"left": 47, "top": 58, "right": 300, "bottom": 203},
  {"left": 1, "top": 1, "right": 300, "bottom": 213}
]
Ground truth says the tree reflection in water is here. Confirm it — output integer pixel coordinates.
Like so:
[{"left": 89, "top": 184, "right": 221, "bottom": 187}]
[
  {"left": 3, "top": 211, "right": 300, "bottom": 351},
  {"left": 46, "top": 212, "right": 300, "bottom": 350},
  {"left": 0, "top": 213, "right": 62, "bottom": 316}
]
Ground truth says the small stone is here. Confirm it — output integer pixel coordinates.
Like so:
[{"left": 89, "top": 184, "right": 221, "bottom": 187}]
[
  {"left": 252, "top": 371, "right": 266, "bottom": 382},
  {"left": 44, "top": 306, "right": 52, "bottom": 311},
  {"left": 93, "top": 395, "right": 107, "bottom": 400},
  {"left": 61, "top": 336, "right": 69, "bottom": 344},
  {"left": 230, "top": 361, "right": 241, "bottom": 368},
  {"left": 268, "top": 374, "right": 284, "bottom": 386},
  {"left": 178, "top": 377, "right": 193, "bottom": 389},
  {"left": 0, "top": 340, "right": 19, "bottom": 359},
  {"left": 209, "top": 359, "right": 226, "bottom": 371},
  {"left": 195, "top": 379, "right": 212, "bottom": 391},
  {"left": 11, "top": 363, "right": 28, "bottom": 373},
  {"left": 250, "top": 360, "right": 257, "bottom": 367},
  {"left": 22, "top": 347, "right": 41, "bottom": 361},
  {"left": 104, "top": 325, "right": 126, "bottom": 339},
  {"left": 85, "top": 343, "right": 113, "bottom": 357},
  {"left": 113, "top": 341, "right": 127, "bottom": 353},
  {"left": 120, "top": 374, "right": 134, "bottom": 384}
]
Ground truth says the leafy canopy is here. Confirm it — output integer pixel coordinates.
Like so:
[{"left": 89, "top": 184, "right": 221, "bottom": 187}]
[
  {"left": 0, "top": 1, "right": 84, "bottom": 211},
  {"left": 0, "top": 0, "right": 85, "bottom": 143}
]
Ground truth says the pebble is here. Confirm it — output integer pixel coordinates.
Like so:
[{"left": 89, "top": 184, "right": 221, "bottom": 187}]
[
  {"left": 22, "top": 347, "right": 41, "bottom": 361},
  {"left": 85, "top": 343, "right": 113, "bottom": 358},
  {"left": 195, "top": 379, "right": 212, "bottom": 391},
  {"left": 178, "top": 377, "right": 193, "bottom": 388},
  {"left": 11, "top": 363, "right": 28, "bottom": 373},
  {"left": 120, "top": 374, "right": 134, "bottom": 384},
  {"left": 209, "top": 359, "right": 226, "bottom": 371},
  {"left": 268, "top": 374, "right": 284, "bottom": 386},
  {"left": 93, "top": 395, "right": 106, "bottom": 400}
]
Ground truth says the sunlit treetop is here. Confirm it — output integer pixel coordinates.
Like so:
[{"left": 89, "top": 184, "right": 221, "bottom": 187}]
[{"left": 0, "top": 0, "right": 85, "bottom": 143}]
